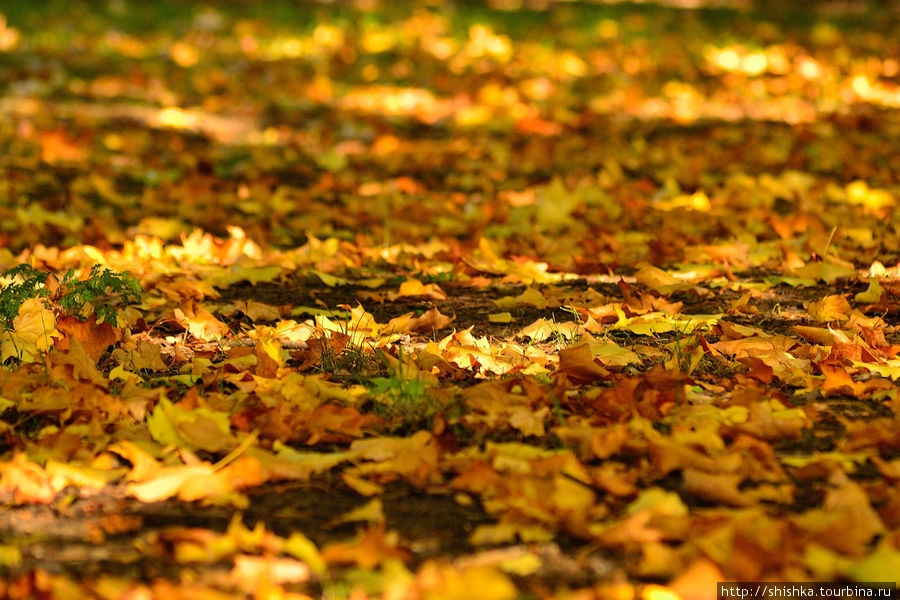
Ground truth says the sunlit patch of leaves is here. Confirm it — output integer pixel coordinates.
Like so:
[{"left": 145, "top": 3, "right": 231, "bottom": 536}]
[{"left": 4, "top": 0, "right": 900, "bottom": 596}]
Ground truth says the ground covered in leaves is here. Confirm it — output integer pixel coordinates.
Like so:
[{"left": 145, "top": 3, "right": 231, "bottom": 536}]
[{"left": 1, "top": 0, "right": 900, "bottom": 598}]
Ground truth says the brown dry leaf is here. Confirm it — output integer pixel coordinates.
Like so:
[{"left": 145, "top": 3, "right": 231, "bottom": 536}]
[
  {"left": 646, "top": 435, "right": 721, "bottom": 476},
  {"left": 634, "top": 263, "right": 699, "bottom": 295},
  {"left": 590, "top": 462, "right": 638, "bottom": 497},
  {"left": 819, "top": 364, "right": 861, "bottom": 394},
  {"left": 9, "top": 6, "right": 900, "bottom": 596},
  {"left": 494, "top": 287, "right": 552, "bottom": 309},
  {"left": 147, "top": 397, "right": 235, "bottom": 453},
  {"left": 247, "top": 445, "right": 353, "bottom": 482},
  {"left": 682, "top": 469, "right": 753, "bottom": 507},
  {"left": 40, "top": 129, "right": 87, "bottom": 163},
  {"left": 506, "top": 405, "right": 547, "bottom": 437},
  {"left": 709, "top": 336, "right": 811, "bottom": 383},
  {"left": 791, "top": 325, "right": 850, "bottom": 346},
  {"left": 253, "top": 338, "right": 280, "bottom": 378},
  {"left": 463, "top": 378, "right": 548, "bottom": 436},
  {"left": 45, "top": 459, "right": 125, "bottom": 491},
  {"left": 341, "top": 472, "right": 384, "bottom": 496},
  {"left": 727, "top": 400, "right": 809, "bottom": 441},
  {"left": 126, "top": 464, "right": 218, "bottom": 503},
  {"left": 632, "top": 542, "right": 683, "bottom": 578},
  {"left": 292, "top": 332, "right": 350, "bottom": 372}
]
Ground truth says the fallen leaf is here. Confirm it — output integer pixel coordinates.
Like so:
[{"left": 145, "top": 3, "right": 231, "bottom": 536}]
[
  {"left": 0, "top": 453, "right": 56, "bottom": 504},
  {"left": 174, "top": 299, "right": 227, "bottom": 341},
  {"left": 321, "top": 526, "right": 411, "bottom": 568},
  {"left": 557, "top": 343, "right": 610, "bottom": 382},
  {"left": 55, "top": 315, "right": 119, "bottom": 361},
  {"left": 148, "top": 396, "right": 235, "bottom": 453},
  {"left": 0, "top": 298, "right": 60, "bottom": 362},
  {"left": 327, "top": 498, "right": 385, "bottom": 528}
]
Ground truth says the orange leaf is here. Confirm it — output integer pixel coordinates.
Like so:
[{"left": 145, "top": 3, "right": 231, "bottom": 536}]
[
  {"left": 389, "top": 278, "right": 448, "bottom": 301},
  {"left": 174, "top": 299, "right": 227, "bottom": 341},
  {"left": 321, "top": 526, "right": 410, "bottom": 568},
  {"left": 56, "top": 316, "right": 119, "bottom": 361},
  {"left": 806, "top": 294, "right": 852, "bottom": 323},
  {"left": 668, "top": 558, "right": 726, "bottom": 600},
  {"left": 386, "top": 307, "right": 455, "bottom": 334},
  {"left": 301, "top": 404, "right": 374, "bottom": 445},
  {"left": 820, "top": 365, "right": 860, "bottom": 394},
  {"left": 51, "top": 335, "right": 107, "bottom": 386},
  {"left": 109, "top": 440, "right": 161, "bottom": 481},
  {"left": 557, "top": 343, "right": 610, "bottom": 383},
  {"left": 0, "top": 454, "right": 56, "bottom": 504}
]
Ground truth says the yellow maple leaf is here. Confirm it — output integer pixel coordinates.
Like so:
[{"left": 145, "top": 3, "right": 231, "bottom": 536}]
[
  {"left": 148, "top": 396, "right": 234, "bottom": 453},
  {"left": 0, "top": 298, "right": 60, "bottom": 362},
  {"left": 806, "top": 294, "right": 851, "bottom": 323}
]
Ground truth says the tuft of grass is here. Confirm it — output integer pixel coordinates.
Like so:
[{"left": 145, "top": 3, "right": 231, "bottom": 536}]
[
  {"left": 368, "top": 347, "right": 438, "bottom": 427},
  {"left": 313, "top": 309, "right": 384, "bottom": 380},
  {"left": 316, "top": 337, "right": 382, "bottom": 380}
]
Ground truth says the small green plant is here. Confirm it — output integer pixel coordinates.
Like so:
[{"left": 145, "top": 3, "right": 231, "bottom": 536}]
[
  {"left": 368, "top": 347, "right": 435, "bottom": 425},
  {"left": 0, "top": 265, "right": 50, "bottom": 327},
  {"left": 369, "top": 374, "right": 427, "bottom": 406},
  {"left": 0, "top": 264, "right": 142, "bottom": 328},
  {"left": 56, "top": 265, "right": 142, "bottom": 325}
]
